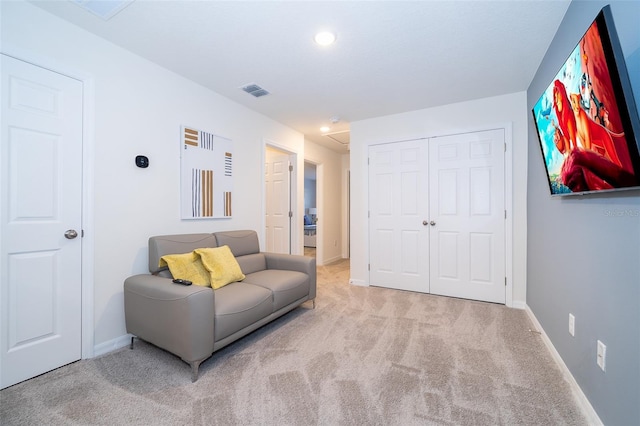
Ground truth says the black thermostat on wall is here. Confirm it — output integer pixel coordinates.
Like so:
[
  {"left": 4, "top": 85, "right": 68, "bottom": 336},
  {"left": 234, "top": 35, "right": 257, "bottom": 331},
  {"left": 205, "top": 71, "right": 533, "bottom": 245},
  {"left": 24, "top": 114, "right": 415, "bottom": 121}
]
[{"left": 135, "top": 155, "right": 149, "bottom": 168}]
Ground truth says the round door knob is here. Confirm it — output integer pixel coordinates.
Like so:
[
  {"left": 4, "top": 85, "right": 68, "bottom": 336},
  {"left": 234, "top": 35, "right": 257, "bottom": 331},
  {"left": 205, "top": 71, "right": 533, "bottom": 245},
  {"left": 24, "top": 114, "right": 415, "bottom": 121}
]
[
  {"left": 430, "top": 221, "right": 436, "bottom": 226},
  {"left": 422, "top": 220, "right": 428, "bottom": 226},
  {"left": 64, "top": 229, "right": 78, "bottom": 239}
]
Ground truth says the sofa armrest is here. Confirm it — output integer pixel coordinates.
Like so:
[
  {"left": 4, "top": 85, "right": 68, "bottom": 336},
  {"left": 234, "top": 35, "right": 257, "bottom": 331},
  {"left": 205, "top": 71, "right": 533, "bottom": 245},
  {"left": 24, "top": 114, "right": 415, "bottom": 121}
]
[
  {"left": 263, "top": 253, "right": 316, "bottom": 300},
  {"left": 124, "top": 275, "right": 215, "bottom": 363}
]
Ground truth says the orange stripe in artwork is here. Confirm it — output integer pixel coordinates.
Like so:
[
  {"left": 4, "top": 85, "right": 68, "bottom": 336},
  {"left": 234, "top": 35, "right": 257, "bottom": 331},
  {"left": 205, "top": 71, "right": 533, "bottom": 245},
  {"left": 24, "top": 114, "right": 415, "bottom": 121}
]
[
  {"left": 208, "top": 171, "right": 213, "bottom": 216},
  {"left": 224, "top": 192, "right": 232, "bottom": 216},
  {"left": 185, "top": 141, "right": 198, "bottom": 147},
  {"left": 185, "top": 134, "right": 198, "bottom": 141},
  {"left": 201, "top": 170, "right": 211, "bottom": 217},
  {"left": 206, "top": 171, "right": 210, "bottom": 216},
  {"left": 184, "top": 128, "right": 198, "bottom": 135},
  {"left": 201, "top": 170, "right": 206, "bottom": 216}
]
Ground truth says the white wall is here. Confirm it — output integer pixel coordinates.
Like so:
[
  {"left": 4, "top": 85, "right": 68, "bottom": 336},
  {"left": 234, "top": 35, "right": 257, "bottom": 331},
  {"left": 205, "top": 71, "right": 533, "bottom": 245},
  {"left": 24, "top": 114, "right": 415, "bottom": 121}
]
[
  {"left": 304, "top": 178, "right": 316, "bottom": 210},
  {"left": 341, "top": 153, "right": 351, "bottom": 259},
  {"left": 304, "top": 140, "right": 348, "bottom": 264},
  {"left": 2, "top": 1, "right": 304, "bottom": 349},
  {"left": 526, "top": 2, "right": 640, "bottom": 423},
  {"left": 350, "top": 92, "right": 528, "bottom": 306}
]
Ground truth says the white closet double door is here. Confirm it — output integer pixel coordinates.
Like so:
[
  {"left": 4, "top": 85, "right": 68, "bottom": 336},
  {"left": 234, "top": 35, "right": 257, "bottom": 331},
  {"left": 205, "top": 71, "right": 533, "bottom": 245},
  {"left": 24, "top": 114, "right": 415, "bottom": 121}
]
[{"left": 369, "top": 129, "right": 506, "bottom": 304}]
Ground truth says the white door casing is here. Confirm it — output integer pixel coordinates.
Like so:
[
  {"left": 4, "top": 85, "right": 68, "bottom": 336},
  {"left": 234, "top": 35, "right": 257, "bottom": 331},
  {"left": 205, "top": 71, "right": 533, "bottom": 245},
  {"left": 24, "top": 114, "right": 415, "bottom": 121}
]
[
  {"left": 429, "top": 129, "right": 506, "bottom": 304},
  {"left": 265, "top": 149, "right": 291, "bottom": 254},
  {"left": 1, "top": 55, "right": 83, "bottom": 388},
  {"left": 368, "top": 140, "right": 430, "bottom": 292},
  {"left": 368, "top": 129, "right": 506, "bottom": 304}
]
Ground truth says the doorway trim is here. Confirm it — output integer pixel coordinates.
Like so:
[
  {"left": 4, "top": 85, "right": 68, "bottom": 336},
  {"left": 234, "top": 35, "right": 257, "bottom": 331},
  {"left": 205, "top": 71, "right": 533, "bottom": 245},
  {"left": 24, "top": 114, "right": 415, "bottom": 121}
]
[{"left": 2, "top": 44, "right": 96, "bottom": 358}]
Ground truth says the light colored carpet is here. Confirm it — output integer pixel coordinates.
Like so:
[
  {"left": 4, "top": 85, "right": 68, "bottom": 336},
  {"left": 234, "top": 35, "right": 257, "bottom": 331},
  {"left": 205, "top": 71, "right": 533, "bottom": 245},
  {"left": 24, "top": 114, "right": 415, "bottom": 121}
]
[{"left": 1, "top": 259, "right": 587, "bottom": 425}]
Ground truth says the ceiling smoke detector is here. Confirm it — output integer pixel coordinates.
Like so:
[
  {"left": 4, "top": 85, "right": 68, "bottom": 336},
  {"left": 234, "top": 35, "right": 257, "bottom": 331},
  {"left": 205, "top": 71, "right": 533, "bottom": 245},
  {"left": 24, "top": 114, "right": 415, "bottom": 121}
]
[{"left": 240, "top": 83, "right": 270, "bottom": 98}]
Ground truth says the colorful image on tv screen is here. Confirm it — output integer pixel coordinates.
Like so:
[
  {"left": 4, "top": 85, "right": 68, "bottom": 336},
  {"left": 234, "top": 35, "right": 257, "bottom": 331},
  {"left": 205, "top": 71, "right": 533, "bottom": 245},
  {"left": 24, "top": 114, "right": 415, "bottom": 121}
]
[{"left": 532, "top": 15, "right": 638, "bottom": 194}]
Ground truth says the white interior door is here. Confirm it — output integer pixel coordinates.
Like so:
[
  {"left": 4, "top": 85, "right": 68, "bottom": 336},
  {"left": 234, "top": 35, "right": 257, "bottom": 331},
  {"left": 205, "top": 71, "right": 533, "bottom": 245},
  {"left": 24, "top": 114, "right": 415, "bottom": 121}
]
[
  {"left": 265, "top": 149, "right": 291, "bottom": 253},
  {"left": 369, "top": 140, "right": 429, "bottom": 292},
  {"left": 1, "top": 55, "right": 83, "bottom": 389},
  {"left": 429, "top": 129, "right": 506, "bottom": 304}
]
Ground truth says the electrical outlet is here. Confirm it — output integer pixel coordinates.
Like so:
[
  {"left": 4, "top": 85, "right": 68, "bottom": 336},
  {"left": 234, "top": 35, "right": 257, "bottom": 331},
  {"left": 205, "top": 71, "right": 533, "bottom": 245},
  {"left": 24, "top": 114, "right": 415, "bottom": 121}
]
[
  {"left": 597, "top": 340, "right": 606, "bottom": 371},
  {"left": 568, "top": 313, "right": 575, "bottom": 337}
]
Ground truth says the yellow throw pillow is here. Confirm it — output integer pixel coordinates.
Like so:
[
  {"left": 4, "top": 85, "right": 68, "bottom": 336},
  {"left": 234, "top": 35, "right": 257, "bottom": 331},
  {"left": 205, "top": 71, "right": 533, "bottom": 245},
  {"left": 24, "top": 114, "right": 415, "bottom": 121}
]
[
  {"left": 159, "top": 251, "right": 210, "bottom": 287},
  {"left": 195, "top": 246, "right": 245, "bottom": 290}
]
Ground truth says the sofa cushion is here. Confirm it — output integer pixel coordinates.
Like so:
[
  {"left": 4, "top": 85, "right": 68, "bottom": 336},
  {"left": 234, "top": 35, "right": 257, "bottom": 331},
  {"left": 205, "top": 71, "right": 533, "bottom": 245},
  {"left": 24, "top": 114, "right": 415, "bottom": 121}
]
[
  {"left": 214, "top": 282, "right": 273, "bottom": 341},
  {"left": 242, "top": 270, "right": 309, "bottom": 311},
  {"left": 235, "top": 253, "right": 267, "bottom": 275},
  {"left": 195, "top": 246, "right": 245, "bottom": 289},
  {"left": 158, "top": 251, "right": 210, "bottom": 286},
  {"left": 214, "top": 230, "right": 260, "bottom": 257}
]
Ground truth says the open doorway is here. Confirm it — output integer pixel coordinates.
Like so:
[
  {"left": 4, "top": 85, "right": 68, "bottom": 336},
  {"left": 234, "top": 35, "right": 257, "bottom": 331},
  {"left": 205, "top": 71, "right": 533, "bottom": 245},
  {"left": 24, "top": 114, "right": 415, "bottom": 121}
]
[{"left": 303, "top": 162, "right": 317, "bottom": 258}]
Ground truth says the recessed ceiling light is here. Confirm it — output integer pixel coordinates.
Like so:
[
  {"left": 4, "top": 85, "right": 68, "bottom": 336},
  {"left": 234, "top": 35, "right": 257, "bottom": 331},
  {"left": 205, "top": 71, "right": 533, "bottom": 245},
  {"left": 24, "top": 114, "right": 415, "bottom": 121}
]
[
  {"left": 314, "top": 31, "right": 336, "bottom": 46},
  {"left": 320, "top": 126, "right": 331, "bottom": 133}
]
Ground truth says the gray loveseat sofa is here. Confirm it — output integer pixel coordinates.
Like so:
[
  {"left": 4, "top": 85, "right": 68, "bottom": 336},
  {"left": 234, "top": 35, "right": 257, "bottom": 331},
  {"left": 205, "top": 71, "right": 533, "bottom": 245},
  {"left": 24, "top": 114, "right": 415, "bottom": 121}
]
[{"left": 124, "top": 230, "right": 316, "bottom": 381}]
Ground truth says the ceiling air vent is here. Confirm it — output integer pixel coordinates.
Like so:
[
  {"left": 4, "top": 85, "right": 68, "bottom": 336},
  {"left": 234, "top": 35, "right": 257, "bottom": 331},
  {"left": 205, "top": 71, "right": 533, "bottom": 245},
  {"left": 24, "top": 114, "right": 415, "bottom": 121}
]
[
  {"left": 324, "top": 130, "right": 350, "bottom": 147},
  {"left": 241, "top": 83, "right": 270, "bottom": 98},
  {"left": 71, "top": 0, "right": 135, "bottom": 20}
]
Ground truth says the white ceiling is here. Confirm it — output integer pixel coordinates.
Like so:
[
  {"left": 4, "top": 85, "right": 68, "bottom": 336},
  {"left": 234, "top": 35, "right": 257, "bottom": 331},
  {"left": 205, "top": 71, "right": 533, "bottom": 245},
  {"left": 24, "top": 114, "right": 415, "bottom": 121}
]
[{"left": 31, "top": 0, "right": 571, "bottom": 153}]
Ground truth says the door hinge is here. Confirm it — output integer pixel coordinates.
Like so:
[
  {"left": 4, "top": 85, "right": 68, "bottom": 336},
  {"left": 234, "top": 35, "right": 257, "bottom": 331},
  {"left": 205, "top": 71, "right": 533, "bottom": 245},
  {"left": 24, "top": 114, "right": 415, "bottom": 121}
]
[
  {"left": 368, "top": 211, "right": 370, "bottom": 218},
  {"left": 504, "top": 142, "right": 507, "bottom": 152},
  {"left": 288, "top": 164, "right": 293, "bottom": 172},
  {"left": 505, "top": 210, "right": 507, "bottom": 219},
  {"left": 368, "top": 264, "right": 370, "bottom": 271},
  {"left": 505, "top": 277, "right": 507, "bottom": 286},
  {"left": 288, "top": 211, "right": 293, "bottom": 218}
]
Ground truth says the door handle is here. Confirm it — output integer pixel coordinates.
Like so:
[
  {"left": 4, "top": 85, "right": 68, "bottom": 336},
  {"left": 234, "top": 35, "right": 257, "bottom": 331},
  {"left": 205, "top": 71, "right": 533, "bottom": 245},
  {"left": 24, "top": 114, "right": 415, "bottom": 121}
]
[
  {"left": 64, "top": 229, "right": 78, "bottom": 239},
  {"left": 430, "top": 221, "right": 436, "bottom": 226}
]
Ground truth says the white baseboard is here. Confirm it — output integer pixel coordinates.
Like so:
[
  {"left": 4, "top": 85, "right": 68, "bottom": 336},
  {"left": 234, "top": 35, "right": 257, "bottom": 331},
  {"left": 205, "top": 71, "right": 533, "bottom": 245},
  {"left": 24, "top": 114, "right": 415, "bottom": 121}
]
[
  {"left": 510, "top": 300, "right": 527, "bottom": 310},
  {"left": 322, "top": 255, "right": 343, "bottom": 265},
  {"left": 93, "top": 334, "right": 133, "bottom": 357},
  {"left": 348, "top": 278, "right": 367, "bottom": 287},
  {"left": 524, "top": 305, "right": 603, "bottom": 426}
]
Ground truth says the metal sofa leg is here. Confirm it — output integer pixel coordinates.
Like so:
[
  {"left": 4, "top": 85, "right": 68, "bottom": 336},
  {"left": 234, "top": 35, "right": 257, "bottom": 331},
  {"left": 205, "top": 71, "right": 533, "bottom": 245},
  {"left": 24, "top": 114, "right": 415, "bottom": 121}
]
[
  {"left": 130, "top": 336, "right": 135, "bottom": 349},
  {"left": 190, "top": 360, "right": 203, "bottom": 382}
]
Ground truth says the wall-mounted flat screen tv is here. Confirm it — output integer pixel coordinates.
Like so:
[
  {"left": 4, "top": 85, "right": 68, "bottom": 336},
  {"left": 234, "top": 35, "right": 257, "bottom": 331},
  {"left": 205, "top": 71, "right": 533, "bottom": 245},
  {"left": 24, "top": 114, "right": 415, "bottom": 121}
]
[{"left": 532, "top": 5, "right": 640, "bottom": 196}]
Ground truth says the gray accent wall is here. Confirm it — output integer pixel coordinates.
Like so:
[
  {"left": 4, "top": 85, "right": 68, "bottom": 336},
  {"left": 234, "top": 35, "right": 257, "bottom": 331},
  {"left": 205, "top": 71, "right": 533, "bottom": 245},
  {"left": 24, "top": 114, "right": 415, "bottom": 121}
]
[{"left": 527, "top": 1, "right": 640, "bottom": 425}]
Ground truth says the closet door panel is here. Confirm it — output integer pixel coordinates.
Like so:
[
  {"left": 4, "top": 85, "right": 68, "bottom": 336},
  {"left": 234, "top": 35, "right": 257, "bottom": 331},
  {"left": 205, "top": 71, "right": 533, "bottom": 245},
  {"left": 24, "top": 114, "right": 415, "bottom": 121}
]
[
  {"left": 429, "top": 130, "right": 506, "bottom": 304},
  {"left": 368, "top": 140, "right": 429, "bottom": 293}
]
